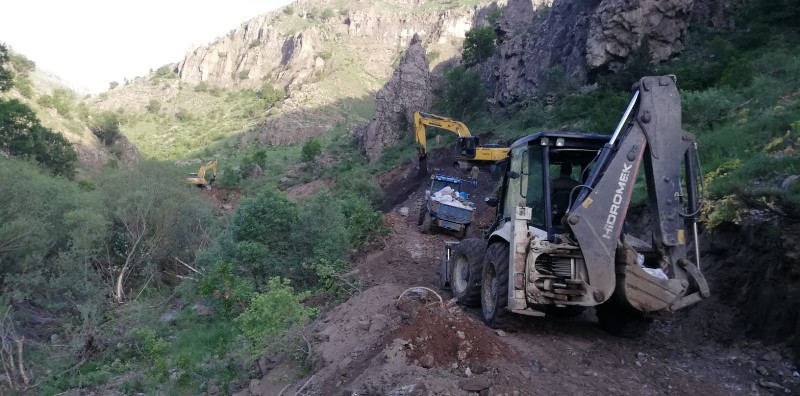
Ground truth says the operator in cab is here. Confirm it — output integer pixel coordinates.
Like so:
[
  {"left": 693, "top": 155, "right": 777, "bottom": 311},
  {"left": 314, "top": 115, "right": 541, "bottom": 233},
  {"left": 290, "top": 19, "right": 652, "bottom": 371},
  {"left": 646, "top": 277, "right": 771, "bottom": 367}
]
[{"left": 552, "top": 162, "right": 580, "bottom": 191}]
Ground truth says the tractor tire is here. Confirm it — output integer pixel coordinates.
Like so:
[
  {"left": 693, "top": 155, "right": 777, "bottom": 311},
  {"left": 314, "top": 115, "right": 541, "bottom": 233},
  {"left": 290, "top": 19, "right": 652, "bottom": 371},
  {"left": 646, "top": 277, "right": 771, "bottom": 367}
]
[
  {"left": 481, "top": 242, "right": 510, "bottom": 328},
  {"left": 450, "top": 238, "right": 486, "bottom": 307},
  {"left": 596, "top": 300, "right": 653, "bottom": 338}
]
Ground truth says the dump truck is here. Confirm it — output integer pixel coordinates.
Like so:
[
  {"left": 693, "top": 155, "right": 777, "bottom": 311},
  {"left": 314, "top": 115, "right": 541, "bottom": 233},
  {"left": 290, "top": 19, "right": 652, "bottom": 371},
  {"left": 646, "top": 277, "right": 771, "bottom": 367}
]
[
  {"left": 440, "top": 76, "right": 709, "bottom": 334},
  {"left": 418, "top": 173, "right": 476, "bottom": 239}
]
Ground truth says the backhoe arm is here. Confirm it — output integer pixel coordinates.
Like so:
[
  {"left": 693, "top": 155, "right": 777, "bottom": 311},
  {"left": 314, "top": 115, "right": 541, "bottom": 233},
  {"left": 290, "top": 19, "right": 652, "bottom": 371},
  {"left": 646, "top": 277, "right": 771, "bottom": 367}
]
[{"left": 567, "top": 76, "right": 705, "bottom": 306}]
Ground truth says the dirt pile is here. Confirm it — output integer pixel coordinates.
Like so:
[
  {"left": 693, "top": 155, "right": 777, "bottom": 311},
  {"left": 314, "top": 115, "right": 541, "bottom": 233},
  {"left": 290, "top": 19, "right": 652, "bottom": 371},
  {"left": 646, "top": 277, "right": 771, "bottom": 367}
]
[{"left": 392, "top": 298, "right": 511, "bottom": 369}]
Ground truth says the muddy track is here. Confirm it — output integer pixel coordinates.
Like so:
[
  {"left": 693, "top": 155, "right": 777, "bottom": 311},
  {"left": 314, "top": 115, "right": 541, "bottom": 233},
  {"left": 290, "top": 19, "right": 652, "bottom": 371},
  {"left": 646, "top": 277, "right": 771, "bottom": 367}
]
[{"left": 247, "top": 162, "right": 800, "bottom": 396}]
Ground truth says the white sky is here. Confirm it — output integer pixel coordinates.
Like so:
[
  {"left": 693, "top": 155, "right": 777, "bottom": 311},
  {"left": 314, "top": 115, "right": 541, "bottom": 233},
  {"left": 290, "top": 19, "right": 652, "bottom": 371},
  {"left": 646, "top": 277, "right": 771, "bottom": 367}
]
[{"left": 0, "top": 0, "right": 294, "bottom": 93}]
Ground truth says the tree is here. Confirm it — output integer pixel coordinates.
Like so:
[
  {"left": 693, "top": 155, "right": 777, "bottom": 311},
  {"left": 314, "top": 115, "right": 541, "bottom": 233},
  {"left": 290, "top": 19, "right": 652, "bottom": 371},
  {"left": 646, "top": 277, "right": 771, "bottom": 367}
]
[
  {"left": 0, "top": 99, "right": 77, "bottom": 177},
  {"left": 97, "top": 162, "right": 214, "bottom": 303},
  {"left": 462, "top": 26, "right": 496, "bottom": 66},
  {"left": 89, "top": 111, "right": 121, "bottom": 145},
  {"left": 0, "top": 44, "right": 14, "bottom": 92}
]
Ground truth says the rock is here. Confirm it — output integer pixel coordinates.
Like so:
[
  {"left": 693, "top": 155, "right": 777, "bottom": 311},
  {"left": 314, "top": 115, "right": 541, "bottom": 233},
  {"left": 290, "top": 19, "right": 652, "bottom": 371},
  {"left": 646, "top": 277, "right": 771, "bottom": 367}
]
[
  {"left": 249, "top": 379, "right": 263, "bottom": 394},
  {"left": 160, "top": 311, "right": 179, "bottom": 326},
  {"left": 419, "top": 354, "right": 435, "bottom": 368},
  {"left": 399, "top": 207, "right": 410, "bottom": 217},
  {"left": 208, "top": 384, "right": 221, "bottom": 395},
  {"left": 458, "top": 377, "right": 492, "bottom": 392},
  {"left": 357, "top": 318, "right": 371, "bottom": 331},
  {"left": 354, "top": 35, "right": 433, "bottom": 162},
  {"left": 312, "top": 332, "right": 330, "bottom": 342},
  {"left": 457, "top": 340, "right": 473, "bottom": 361},
  {"left": 191, "top": 302, "right": 213, "bottom": 317},
  {"left": 761, "top": 351, "right": 782, "bottom": 362},
  {"left": 485, "top": 0, "right": 709, "bottom": 110},
  {"left": 388, "top": 382, "right": 429, "bottom": 396},
  {"left": 457, "top": 331, "right": 466, "bottom": 339},
  {"left": 793, "top": 371, "right": 799, "bottom": 377},
  {"left": 495, "top": 329, "right": 506, "bottom": 337},
  {"left": 782, "top": 175, "right": 799, "bottom": 191},
  {"left": 757, "top": 380, "right": 784, "bottom": 391},
  {"left": 471, "top": 362, "right": 489, "bottom": 375},
  {"left": 756, "top": 366, "right": 768, "bottom": 376}
]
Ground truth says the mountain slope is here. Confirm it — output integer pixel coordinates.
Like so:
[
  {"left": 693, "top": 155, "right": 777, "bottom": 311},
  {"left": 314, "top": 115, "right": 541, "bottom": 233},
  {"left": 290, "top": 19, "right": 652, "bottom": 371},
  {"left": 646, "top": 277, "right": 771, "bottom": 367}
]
[{"left": 92, "top": 0, "right": 496, "bottom": 160}]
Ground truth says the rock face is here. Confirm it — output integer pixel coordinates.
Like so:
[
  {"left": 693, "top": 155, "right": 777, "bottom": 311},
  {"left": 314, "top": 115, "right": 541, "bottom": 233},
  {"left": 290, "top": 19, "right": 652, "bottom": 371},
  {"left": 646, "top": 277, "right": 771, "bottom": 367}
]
[
  {"left": 174, "top": 0, "right": 485, "bottom": 92},
  {"left": 483, "top": 0, "right": 735, "bottom": 109},
  {"left": 355, "top": 36, "right": 432, "bottom": 162}
]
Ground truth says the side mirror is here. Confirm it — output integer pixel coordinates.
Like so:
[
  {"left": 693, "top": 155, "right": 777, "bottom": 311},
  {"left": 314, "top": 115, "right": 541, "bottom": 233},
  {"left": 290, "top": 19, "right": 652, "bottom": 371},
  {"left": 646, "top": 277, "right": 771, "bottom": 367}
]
[{"left": 485, "top": 197, "right": 499, "bottom": 207}]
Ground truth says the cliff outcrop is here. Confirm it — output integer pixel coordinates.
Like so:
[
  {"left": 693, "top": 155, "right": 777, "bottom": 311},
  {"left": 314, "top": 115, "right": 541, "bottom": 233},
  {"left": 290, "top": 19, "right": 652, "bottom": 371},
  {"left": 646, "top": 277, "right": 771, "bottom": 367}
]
[
  {"left": 354, "top": 35, "right": 432, "bottom": 162},
  {"left": 483, "top": 0, "right": 734, "bottom": 109}
]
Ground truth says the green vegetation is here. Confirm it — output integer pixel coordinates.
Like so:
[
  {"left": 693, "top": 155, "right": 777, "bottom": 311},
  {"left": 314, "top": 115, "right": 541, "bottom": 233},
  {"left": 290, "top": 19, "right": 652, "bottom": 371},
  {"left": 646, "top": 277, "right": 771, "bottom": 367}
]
[
  {"left": 434, "top": 0, "right": 800, "bottom": 227},
  {"left": 462, "top": 25, "right": 496, "bottom": 65}
]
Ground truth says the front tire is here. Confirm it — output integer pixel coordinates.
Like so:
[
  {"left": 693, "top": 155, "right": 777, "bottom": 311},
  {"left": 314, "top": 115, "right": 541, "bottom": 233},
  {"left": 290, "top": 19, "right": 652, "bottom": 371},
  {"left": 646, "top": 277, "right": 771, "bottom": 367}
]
[
  {"left": 482, "top": 242, "right": 510, "bottom": 328},
  {"left": 450, "top": 239, "right": 486, "bottom": 307}
]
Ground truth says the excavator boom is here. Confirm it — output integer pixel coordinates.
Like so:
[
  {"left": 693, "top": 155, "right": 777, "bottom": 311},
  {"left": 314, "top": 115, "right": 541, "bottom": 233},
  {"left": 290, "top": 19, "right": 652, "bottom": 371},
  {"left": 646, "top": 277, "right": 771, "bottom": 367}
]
[
  {"left": 413, "top": 111, "right": 508, "bottom": 168},
  {"left": 186, "top": 159, "right": 218, "bottom": 188}
]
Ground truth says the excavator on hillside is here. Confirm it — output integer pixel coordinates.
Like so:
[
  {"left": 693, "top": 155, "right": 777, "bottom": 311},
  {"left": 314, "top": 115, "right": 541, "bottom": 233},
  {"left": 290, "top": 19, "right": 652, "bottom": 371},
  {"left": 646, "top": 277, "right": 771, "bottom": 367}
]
[
  {"left": 186, "top": 159, "right": 217, "bottom": 188},
  {"left": 439, "top": 76, "right": 709, "bottom": 335},
  {"left": 414, "top": 111, "right": 508, "bottom": 170}
]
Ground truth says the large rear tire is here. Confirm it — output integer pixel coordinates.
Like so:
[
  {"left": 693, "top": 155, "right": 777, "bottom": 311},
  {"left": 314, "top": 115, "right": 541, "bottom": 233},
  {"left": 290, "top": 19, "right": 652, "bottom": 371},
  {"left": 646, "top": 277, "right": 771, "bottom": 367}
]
[
  {"left": 481, "top": 242, "right": 510, "bottom": 328},
  {"left": 450, "top": 238, "right": 486, "bottom": 307}
]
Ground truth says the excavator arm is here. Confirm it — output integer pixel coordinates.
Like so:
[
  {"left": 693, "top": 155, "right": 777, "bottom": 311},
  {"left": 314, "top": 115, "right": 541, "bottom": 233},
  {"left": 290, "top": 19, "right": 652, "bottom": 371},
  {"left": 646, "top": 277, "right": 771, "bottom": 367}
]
[
  {"left": 414, "top": 111, "right": 472, "bottom": 159},
  {"left": 186, "top": 159, "right": 218, "bottom": 187}
]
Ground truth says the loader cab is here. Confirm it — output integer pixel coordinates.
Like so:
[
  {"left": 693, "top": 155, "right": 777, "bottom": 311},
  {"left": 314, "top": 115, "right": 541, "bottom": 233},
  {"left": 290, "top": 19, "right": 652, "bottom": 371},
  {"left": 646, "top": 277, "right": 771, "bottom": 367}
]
[{"left": 497, "top": 131, "right": 608, "bottom": 240}]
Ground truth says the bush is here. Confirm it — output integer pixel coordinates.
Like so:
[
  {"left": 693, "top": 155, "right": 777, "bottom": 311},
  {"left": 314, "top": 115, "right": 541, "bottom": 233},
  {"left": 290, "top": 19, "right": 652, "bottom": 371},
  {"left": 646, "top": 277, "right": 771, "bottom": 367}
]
[
  {"left": 301, "top": 139, "right": 322, "bottom": 162},
  {"left": 145, "top": 99, "right": 161, "bottom": 113},
  {"left": 433, "top": 66, "right": 485, "bottom": 118},
  {"left": 283, "top": 6, "right": 294, "bottom": 15},
  {"left": 109, "top": 81, "right": 119, "bottom": 90},
  {"left": 462, "top": 26, "right": 496, "bottom": 65},
  {"left": 236, "top": 277, "right": 316, "bottom": 344}
]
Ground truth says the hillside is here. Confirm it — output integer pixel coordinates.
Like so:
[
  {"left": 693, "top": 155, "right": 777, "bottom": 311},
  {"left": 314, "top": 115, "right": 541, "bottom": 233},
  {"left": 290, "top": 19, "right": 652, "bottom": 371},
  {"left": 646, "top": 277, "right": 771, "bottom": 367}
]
[
  {"left": 91, "top": 0, "right": 497, "bottom": 161},
  {"left": 2, "top": 0, "right": 800, "bottom": 394}
]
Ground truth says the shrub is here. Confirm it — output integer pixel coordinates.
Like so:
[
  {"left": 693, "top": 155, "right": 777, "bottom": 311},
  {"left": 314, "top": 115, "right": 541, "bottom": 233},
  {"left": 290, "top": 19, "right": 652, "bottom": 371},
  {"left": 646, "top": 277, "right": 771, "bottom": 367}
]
[
  {"left": 433, "top": 66, "right": 485, "bottom": 118},
  {"left": 194, "top": 81, "right": 209, "bottom": 92},
  {"left": 283, "top": 6, "right": 294, "bottom": 15},
  {"left": 462, "top": 26, "right": 496, "bottom": 65},
  {"left": 301, "top": 139, "right": 322, "bottom": 162},
  {"left": 109, "top": 81, "right": 119, "bottom": 90},
  {"left": 236, "top": 277, "right": 316, "bottom": 348},
  {"left": 145, "top": 99, "right": 161, "bottom": 113}
]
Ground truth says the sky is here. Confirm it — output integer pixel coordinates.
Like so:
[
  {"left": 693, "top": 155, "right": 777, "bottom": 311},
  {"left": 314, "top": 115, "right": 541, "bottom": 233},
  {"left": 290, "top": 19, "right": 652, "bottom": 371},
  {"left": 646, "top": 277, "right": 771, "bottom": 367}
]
[{"left": 0, "top": 0, "right": 294, "bottom": 94}]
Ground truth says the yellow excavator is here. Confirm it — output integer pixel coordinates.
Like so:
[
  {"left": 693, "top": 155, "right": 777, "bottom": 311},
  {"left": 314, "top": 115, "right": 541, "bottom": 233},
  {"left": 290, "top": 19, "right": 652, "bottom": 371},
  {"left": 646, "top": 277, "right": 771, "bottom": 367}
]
[
  {"left": 414, "top": 111, "right": 509, "bottom": 169},
  {"left": 186, "top": 159, "right": 217, "bottom": 188}
]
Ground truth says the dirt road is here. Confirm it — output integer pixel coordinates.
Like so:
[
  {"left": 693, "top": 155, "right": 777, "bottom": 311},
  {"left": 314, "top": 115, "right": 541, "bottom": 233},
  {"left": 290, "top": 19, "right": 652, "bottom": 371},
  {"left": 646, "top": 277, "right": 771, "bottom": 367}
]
[{"left": 245, "top": 166, "right": 800, "bottom": 396}]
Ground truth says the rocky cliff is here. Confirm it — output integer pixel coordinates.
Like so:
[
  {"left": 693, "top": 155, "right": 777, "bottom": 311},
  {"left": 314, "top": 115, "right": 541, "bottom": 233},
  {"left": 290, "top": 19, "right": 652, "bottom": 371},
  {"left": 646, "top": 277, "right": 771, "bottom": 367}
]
[
  {"left": 355, "top": 35, "right": 433, "bottom": 162},
  {"left": 174, "top": 0, "right": 492, "bottom": 92},
  {"left": 483, "top": 0, "right": 734, "bottom": 109}
]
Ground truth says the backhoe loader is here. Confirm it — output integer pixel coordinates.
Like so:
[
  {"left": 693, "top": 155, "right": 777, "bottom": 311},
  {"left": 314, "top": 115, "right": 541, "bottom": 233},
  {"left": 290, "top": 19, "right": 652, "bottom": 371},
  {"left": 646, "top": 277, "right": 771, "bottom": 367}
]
[
  {"left": 414, "top": 112, "right": 508, "bottom": 170},
  {"left": 186, "top": 159, "right": 217, "bottom": 188},
  {"left": 440, "top": 76, "right": 709, "bottom": 334}
]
